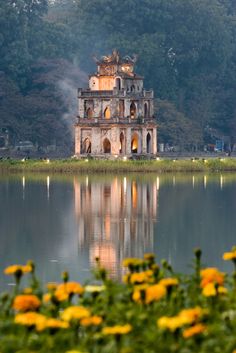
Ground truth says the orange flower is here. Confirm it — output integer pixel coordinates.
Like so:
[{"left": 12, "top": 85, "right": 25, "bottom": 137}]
[
  {"left": 37, "top": 318, "right": 69, "bottom": 331},
  {"left": 4, "top": 264, "right": 32, "bottom": 275},
  {"left": 178, "top": 307, "right": 203, "bottom": 324},
  {"left": 200, "top": 268, "right": 225, "bottom": 288},
  {"left": 202, "top": 283, "right": 228, "bottom": 297},
  {"left": 159, "top": 278, "right": 179, "bottom": 287},
  {"left": 102, "top": 324, "right": 132, "bottom": 335},
  {"left": 54, "top": 282, "right": 84, "bottom": 301},
  {"left": 80, "top": 316, "right": 103, "bottom": 326},
  {"left": 61, "top": 306, "right": 90, "bottom": 322},
  {"left": 183, "top": 323, "right": 206, "bottom": 338},
  {"left": 222, "top": 247, "right": 236, "bottom": 261},
  {"left": 158, "top": 316, "right": 187, "bottom": 332},
  {"left": 130, "top": 270, "right": 153, "bottom": 284},
  {"left": 145, "top": 284, "right": 166, "bottom": 304},
  {"left": 12, "top": 295, "right": 41, "bottom": 312},
  {"left": 15, "top": 312, "right": 46, "bottom": 330}
]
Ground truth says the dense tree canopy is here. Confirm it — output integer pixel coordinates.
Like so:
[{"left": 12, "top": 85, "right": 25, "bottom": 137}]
[{"left": 0, "top": 0, "right": 236, "bottom": 151}]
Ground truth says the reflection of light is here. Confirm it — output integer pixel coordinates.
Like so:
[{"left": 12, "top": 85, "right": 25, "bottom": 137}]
[
  {"left": 86, "top": 176, "right": 89, "bottom": 187},
  {"left": 132, "top": 182, "right": 137, "bottom": 208},
  {"left": 47, "top": 176, "right": 50, "bottom": 199},
  {"left": 123, "top": 177, "right": 127, "bottom": 193},
  {"left": 156, "top": 177, "right": 160, "bottom": 191},
  {"left": 204, "top": 175, "right": 207, "bottom": 189},
  {"left": 220, "top": 175, "right": 223, "bottom": 189},
  {"left": 91, "top": 243, "right": 116, "bottom": 272},
  {"left": 192, "top": 176, "right": 195, "bottom": 189},
  {"left": 173, "top": 176, "right": 176, "bottom": 187},
  {"left": 22, "top": 176, "right": 25, "bottom": 190}
]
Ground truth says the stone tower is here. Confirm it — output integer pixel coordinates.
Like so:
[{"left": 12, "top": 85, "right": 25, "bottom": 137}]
[{"left": 75, "top": 50, "right": 157, "bottom": 157}]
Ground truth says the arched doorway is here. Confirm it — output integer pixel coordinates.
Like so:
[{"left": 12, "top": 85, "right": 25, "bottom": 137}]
[
  {"left": 120, "top": 132, "right": 125, "bottom": 154},
  {"left": 144, "top": 103, "right": 149, "bottom": 118},
  {"left": 146, "top": 133, "right": 152, "bottom": 153},
  {"left": 130, "top": 102, "right": 136, "bottom": 119},
  {"left": 131, "top": 133, "right": 139, "bottom": 153},
  {"left": 104, "top": 107, "right": 111, "bottom": 119},
  {"left": 82, "top": 138, "right": 91, "bottom": 154},
  {"left": 86, "top": 108, "right": 93, "bottom": 119},
  {"left": 115, "top": 78, "right": 121, "bottom": 90},
  {"left": 103, "top": 138, "right": 111, "bottom": 153}
]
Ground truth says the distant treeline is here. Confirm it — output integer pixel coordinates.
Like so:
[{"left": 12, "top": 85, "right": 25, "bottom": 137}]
[{"left": 0, "top": 0, "right": 236, "bottom": 150}]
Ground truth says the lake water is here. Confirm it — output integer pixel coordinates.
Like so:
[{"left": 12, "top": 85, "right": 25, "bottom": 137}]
[{"left": 0, "top": 173, "right": 235, "bottom": 288}]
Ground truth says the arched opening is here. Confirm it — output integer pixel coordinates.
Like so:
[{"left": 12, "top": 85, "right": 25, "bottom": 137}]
[
  {"left": 86, "top": 108, "right": 93, "bottom": 119},
  {"left": 82, "top": 138, "right": 91, "bottom": 154},
  {"left": 104, "top": 107, "right": 111, "bottom": 119},
  {"left": 120, "top": 132, "right": 125, "bottom": 154},
  {"left": 131, "top": 84, "right": 135, "bottom": 92},
  {"left": 130, "top": 102, "right": 136, "bottom": 119},
  {"left": 0, "top": 137, "right": 5, "bottom": 148},
  {"left": 115, "top": 78, "right": 121, "bottom": 90},
  {"left": 131, "top": 133, "right": 139, "bottom": 154},
  {"left": 144, "top": 103, "right": 149, "bottom": 118},
  {"left": 103, "top": 138, "right": 111, "bottom": 153},
  {"left": 146, "top": 133, "right": 152, "bottom": 153}
]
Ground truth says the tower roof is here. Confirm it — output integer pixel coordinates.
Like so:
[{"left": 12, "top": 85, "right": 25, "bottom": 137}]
[{"left": 93, "top": 49, "right": 137, "bottom": 66}]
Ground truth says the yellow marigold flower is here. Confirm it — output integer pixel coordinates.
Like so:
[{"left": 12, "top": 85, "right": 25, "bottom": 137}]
[
  {"left": 218, "top": 286, "right": 228, "bottom": 294},
  {"left": 102, "top": 324, "right": 132, "bottom": 335},
  {"left": 183, "top": 323, "right": 206, "bottom": 338},
  {"left": 84, "top": 285, "right": 105, "bottom": 293},
  {"left": 12, "top": 295, "right": 41, "bottom": 312},
  {"left": 80, "top": 315, "right": 103, "bottom": 326},
  {"left": 15, "top": 312, "right": 46, "bottom": 330},
  {"left": 223, "top": 251, "right": 236, "bottom": 260},
  {"left": 179, "top": 307, "right": 203, "bottom": 324},
  {"left": 200, "top": 268, "right": 225, "bottom": 288},
  {"left": 56, "top": 282, "right": 84, "bottom": 295},
  {"left": 55, "top": 289, "right": 69, "bottom": 302},
  {"left": 122, "top": 258, "right": 143, "bottom": 267},
  {"left": 157, "top": 316, "right": 187, "bottom": 332},
  {"left": 145, "top": 284, "right": 166, "bottom": 304},
  {"left": 130, "top": 270, "right": 153, "bottom": 284},
  {"left": 61, "top": 306, "right": 90, "bottom": 322},
  {"left": 23, "top": 287, "right": 33, "bottom": 294},
  {"left": 37, "top": 318, "right": 69, "bottom": 331},
  {"left": 43, "top": 293, "right": 52, "bottom": 303},
  {"left": 202, "top": 283, "right": 227, "bottom": 297},
  {"left": 159, "top": 278, "right": 179, "bottom": 287},
  {"left": 132, "top": 290, "right": 141, "bottom": 303},
  {"left": 4, "top": 264, "right": 32, "bottom": 275}
]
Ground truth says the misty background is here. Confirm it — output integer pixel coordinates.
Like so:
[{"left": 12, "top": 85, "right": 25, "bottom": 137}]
[{"left": 0, "top": 0, "right": 236, "bottom": 153}]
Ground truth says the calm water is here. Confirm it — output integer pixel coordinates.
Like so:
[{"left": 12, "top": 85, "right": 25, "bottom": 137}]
[{"left": 0, "top": 173, "right": 236, "bottom": 288}]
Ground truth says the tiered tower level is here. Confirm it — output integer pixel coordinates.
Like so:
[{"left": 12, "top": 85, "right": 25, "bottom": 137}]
[{"left": 75, "top": 50, "right": 157, "bottom": 156}]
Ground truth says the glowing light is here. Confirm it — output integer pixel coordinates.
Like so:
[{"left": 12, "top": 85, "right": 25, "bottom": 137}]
[
  {"left": 204, "top": 175, "right": 207, "bottom": 189},
  {"left": 47, "top": 176, "right": 50, "bottom": 199},
  {"left": 123, "top": 177, "right": 127, "bottom": 193},
  {"left": 173, "top": 159, "right": 176, "bottom": 162},
  {"left": 86, "top": 176, "right": 89, "bottom": 187},
  {"left": 85, "top": 159, "right": 89, "bottom": 162},
  {"left": 192, "top": 176, "right": 195, "bottom": 188},
  {"left": 123, "top": 156, "right": 127, "bottom": 161},
  {"left": 22, "top": 176, "right": 25, "bottom": 189},
  {"left": 220, "top": 175, "right": 223, "bottom": 189},
  {"left": 21, "top": 158, "right": 25, "bottom": 162},
  {"left": 156, "top": 157, "right": 160, "bottom": 161},
  {"left": 156, "top": 177, "right": 160, "bottom": 191},
  {"left": 220, "top": 158, "right": 225, "bottom": 162},
  {"left": 46, "top": 158, "right": 50, "bottom": 164},
  {"left": 203, "top": 159, "right": 208, "bottom": 164}
]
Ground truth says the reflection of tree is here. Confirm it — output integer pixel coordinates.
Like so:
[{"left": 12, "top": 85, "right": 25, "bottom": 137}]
[{"left": 74, "top": 176, "right": 158, "bottom": 278}]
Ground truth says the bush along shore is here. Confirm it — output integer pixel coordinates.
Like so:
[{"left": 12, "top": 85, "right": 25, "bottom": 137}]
[
  {"left": 2, "top": 248, "right": 236, "bottom": 352},
  {"left": 1, "top": 157, "right": 236, "bottom": 173}
]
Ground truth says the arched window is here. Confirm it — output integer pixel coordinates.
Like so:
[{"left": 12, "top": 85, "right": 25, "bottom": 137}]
[
  {"left": 82, "top": 138, "right": 91, "bottom": 154},
  {"left": 144, "top": 103, "right": 149, "bottom": 118},
  {"left": 115, "top": 78, "right": 121, "bottom": 90},
  {"left": 103, "top": 138, "right": 111, "bottom": 153},
  {"left": 86, "top": 108, "right": 93, "bottom": 119},
  {"left": 131, "top": 84, "right": 135, "bottom": 92},
  {"left": 131, "top": 133, "right": 139, "bottom": 153},
  {"left": 130, "top": 102, "right": 136, "bottom": 119},
  {"left": 104, "top": 107, "right": 111, "bottom": 119},
  {"left": 146, "top": 133, "right": 152, "bottom": 153},
  {"left": 120, "top": 132, "right": 125, "bottom": 154},
  {"left": 119, "top": 100, "right": 124, "bottom": 117}
]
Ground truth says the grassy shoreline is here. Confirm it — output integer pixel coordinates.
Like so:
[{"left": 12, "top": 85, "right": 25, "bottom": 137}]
[{"left": 1, "top": 158, "right": 236, "bottom": 174}]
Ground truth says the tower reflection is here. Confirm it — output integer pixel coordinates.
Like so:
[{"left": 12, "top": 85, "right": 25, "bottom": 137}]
[{"left": 74, "top": 176, "right": 158, "bottom": 277}]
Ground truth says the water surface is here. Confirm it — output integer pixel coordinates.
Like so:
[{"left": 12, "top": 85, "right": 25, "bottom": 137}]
[{"left": 0, "top": 173, "right": 235, "bottom": 288}]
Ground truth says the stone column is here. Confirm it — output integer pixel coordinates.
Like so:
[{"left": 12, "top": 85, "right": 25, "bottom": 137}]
[
  {"left": 152, "top": 128, "right": 157, "bottom": 154},
  {"left": 126, "top": 127, "right": 131, "bottom": 155},
  {"left": 75, "top": 126, "right": 81, "bottom": 155},
  {"left": 111, "top": 127, "right": 120, "bottom": 155}
]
